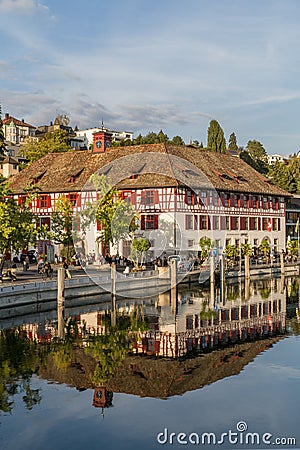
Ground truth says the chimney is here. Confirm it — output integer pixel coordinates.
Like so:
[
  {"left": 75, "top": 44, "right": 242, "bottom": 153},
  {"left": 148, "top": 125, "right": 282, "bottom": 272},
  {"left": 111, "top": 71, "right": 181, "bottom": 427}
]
[
  {"left": 22, "top": 119, "right": 24, "bottom": 123},
  {"left": 5, "top": 113, "right": 9, "bottom": 120}
]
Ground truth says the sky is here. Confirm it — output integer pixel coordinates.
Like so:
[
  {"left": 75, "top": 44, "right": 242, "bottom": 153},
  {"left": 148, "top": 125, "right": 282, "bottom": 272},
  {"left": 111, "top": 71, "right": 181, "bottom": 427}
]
[{"left": 0, "top": 0, "right": 300, "bottom": 156}]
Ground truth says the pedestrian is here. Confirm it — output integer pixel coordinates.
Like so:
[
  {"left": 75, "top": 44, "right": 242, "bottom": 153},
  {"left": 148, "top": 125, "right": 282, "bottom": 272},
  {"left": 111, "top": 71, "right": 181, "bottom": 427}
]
[
  {"left": 62, "top": 257, "right": 71, "bottom": 279},
  {"left": 44, "top": 261, "right": 53, "bottom": 277}
]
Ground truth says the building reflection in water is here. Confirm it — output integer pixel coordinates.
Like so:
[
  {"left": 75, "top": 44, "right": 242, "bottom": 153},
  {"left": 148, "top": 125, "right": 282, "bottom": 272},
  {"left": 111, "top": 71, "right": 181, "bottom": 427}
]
[{"left": 1, "top": 276, "right": 297, "bottom": 412}]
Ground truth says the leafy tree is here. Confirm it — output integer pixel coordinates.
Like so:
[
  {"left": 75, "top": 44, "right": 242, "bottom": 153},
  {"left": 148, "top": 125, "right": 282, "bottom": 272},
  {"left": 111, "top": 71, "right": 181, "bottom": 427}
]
[
  {"left": 81, "top": 174, "right": 138, "bottom": 252},
  {"left": 225, "top": 244, "right": 239, "bottom": 264},
  {"left": 241, "top": 243, "right": 252, "bottom": 257},
  {"left": 259, "top": 239, "right": 271, "bottom": 260},
  {"left": 157, "top": 129, "right": 169, "bottom": 143},
  {"left": 246, "top": 140, "right": 267, "bottom": 163},
  {"left": 22, "top": 129, "right": 71, "bottom": 163},
  {"left": 0, "top": 104, "right": 6, "bottom": 156},
  {"left": 239, "top": 149, "right": 267, "bottom": 175},
  {"left": 287, "top": 239, "right": 298, "bottom": 257},
  {"left": 199, "top": 236, "right": 212, "bottom": 260},
  {"left": 228, "top": 132, "right": 238, "bottom": 151},
  {"left": 0, "top": 184, "right": 37, "bottom": 271},
  {"left": 171, "top": 135, "right": 185, "bottom": 146},
  {"left": 207, "top": 120, "right": 226, "bottom": 153},
  {"left": 49, "top": 195, "right": 78, "bottom": 260},
  {"left": 268, "top": 161, "right": 297, "bottom": 193},
  {"left": 130, "top": 238, "right": 150, "bottom": 268}
]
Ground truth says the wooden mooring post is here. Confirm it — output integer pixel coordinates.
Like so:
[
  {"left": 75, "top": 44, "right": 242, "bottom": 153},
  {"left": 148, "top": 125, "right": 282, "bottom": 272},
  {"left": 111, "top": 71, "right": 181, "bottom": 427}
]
[
  {"left": 170, "top": 259, "right": 178, "bottom": 314},
  {"left": 111, "top": 263, "right": 117, "bottom": 327},
  {"left": 209, "top": 254, "right": 215, "bottom": 309},
  {"left": 219, "top": 254, "right": 225, "bottom": 303},
  {"left": 280, "top": 251, "right": 285, "bottom": 276},
  {"left": 244, "top": 254, "right": 250, "bottom": 280},
  {"left": 57, "top": 267, "right": 65, "bottom": 340}
]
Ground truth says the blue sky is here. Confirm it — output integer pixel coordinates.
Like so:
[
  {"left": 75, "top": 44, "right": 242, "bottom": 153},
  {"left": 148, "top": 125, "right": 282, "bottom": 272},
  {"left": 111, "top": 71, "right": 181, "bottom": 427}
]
[{"left": 1, "top": 0, "right": 300, "bottom": 155}]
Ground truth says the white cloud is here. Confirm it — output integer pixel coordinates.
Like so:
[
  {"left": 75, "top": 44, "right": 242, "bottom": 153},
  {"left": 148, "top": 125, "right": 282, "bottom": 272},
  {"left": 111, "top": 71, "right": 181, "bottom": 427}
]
[{"left": 0, "top": 0, "right": 50, "bottom": 15}]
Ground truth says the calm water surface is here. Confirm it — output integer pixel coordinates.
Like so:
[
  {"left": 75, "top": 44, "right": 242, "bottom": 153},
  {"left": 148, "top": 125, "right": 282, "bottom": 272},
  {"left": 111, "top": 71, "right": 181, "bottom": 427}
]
[{"left": 0, "top": 277, "right": 299, "bottom": 450}]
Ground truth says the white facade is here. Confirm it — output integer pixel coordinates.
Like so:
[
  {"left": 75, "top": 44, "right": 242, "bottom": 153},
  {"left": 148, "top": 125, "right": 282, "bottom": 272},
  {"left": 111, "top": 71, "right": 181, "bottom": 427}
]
[
  {"left": 267, "top": 154, "right": 285, "bottom": 165},
  {"left": 3, "top": 115, "right": 36, "bottom": 144},
  {"left": 76, "top": 127, "right": 133, "bottom": 147}
]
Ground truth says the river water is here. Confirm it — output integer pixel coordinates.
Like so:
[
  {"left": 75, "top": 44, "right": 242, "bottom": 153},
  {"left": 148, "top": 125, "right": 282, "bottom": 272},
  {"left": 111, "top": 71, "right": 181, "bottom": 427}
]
[{"left": 0, "top": 276, "right": 299, "bottom": 450}]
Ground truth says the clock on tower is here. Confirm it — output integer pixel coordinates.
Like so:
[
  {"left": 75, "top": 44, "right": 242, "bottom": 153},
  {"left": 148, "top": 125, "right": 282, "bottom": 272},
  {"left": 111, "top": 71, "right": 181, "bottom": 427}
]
[{"left": 92, "top": 128, "right": 113, "bottom": 152}]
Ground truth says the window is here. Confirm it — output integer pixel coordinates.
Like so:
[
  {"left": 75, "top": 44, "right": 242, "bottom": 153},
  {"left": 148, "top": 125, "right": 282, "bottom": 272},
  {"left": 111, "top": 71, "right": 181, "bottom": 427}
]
[
  {"left": 240, "top": 216, "right": 248, "bottom": 230},
  {"left": 212, "top": 216, "right": 220, "bottom": 230},
  {"left": 185, "top": 189, "right": 196, "bottom": 205},
  {"left": 38, "top": 195, "right": 51, "bottom": 209},
  {"left": 141, "top": 190, "right": 159, "bottom": 206},
  {"left": 230, "top": 216, "right": 239, "bottom": 230},
  {"left": 186, "top": 316, "right": 193, "bottom": 330},
  {"left": 226, "top": 216, "right": 230, "bottom": 230},
  {"left": 40, "top": 217, "right": 51, "bottom": 229},
  {"left": 67, "top": 193, "right": 80, "bottom": 207},
  {"left": 18, "top": 195, "right": 27, "bottom": 207},
  {"left": 141, "top": 215, "right": 158, "bottom": 230},
  {"left": 199, "top": 215, "right": 208, "bottom": 230},
  {"left": 185, "top": 215, "right": 193, "bottom": 230},
  {"left": 188, "top": 239, "right": 194, "bottom": 248}
]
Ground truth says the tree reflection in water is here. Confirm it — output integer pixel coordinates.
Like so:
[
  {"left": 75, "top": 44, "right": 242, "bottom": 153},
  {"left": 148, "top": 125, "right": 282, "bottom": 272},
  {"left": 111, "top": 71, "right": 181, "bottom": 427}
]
[
  {"left": 0, "top": 329, "right": 41, "bottom": 413},
  {"left": 0, "top": 276, "right": 298, "bottom": 413}
]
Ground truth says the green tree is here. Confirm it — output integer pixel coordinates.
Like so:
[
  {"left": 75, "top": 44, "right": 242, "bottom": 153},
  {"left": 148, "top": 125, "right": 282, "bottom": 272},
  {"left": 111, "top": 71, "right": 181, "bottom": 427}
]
[
  {"left": 199, "top": 236, "right": 212, "bottom": 260},
  {"left": 207, "top": 120, "right": 226, "bottom": 153},
  {"left": 0, "top": 104, "right": 6, "bottom": 156},
  {"left": 241, "top": 243, "right": 252, "bottom": 256},
  {"left": 0, "top": 184, "right": 37, "bottom": 270},
  {"left": 259, "top": 239, "right": 271, "bottom": 261},
  {"left": 287, "top": 239, "right": 298, "bottom": 257},
  {"left": 171, "top": 135, "right": 185, "bottom": 146},
  {"left": 22, "top": 129, "right": 71, "bottom": 163},
  {"left": 49, "top": 195, "right": 77, "bottom": 260},
  {"left": 246, "top": 140, "right": 267, "bottom": 163},
  {"left": 225, "top": 244, "right": 239, "bottom": 265},
  {"left": 228, "top": 132, "right": 238, "bottom": 151},
  {"left": 81, "top": 174, "right": 138, "bottom": 251},
  {"left": 268, "top": 161, "right": 297, "bottom": 193},
  {"left": 243, "top": 139, "right": 268, "bottom": 174},
  {"left": 130, "top": 238, "right": 150, "bottom": 268}
]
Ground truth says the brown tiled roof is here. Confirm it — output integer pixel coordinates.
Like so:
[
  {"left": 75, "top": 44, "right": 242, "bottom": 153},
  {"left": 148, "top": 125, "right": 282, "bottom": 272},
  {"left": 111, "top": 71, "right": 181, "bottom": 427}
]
[
  {"left": 8, "top": 144, "right": 290, "bottom": 196},
  {"left": 3, "top": 115, "right": 36, "bottom": 128}
]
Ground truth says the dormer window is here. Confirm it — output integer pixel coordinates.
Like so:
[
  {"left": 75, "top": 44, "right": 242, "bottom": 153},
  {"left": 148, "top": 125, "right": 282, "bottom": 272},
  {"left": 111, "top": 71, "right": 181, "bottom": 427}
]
[
  {"left": 32, "top": 170, "right": 47, "bottom": 185},
  {"left": 68, "top": 168, "right": 84, "bottom": 183}
]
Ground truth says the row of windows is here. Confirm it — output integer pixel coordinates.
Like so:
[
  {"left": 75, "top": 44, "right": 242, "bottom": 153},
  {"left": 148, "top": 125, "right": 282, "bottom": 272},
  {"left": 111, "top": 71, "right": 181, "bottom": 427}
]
[
  {"left": 185, "top": 215, "right": 281, "bottom": 232},
  {"left": 18, "top": 194, "right": 80, "bottom": 209},
  {"left": 184, "top": 190, "right": 282, "bottom": 210}
]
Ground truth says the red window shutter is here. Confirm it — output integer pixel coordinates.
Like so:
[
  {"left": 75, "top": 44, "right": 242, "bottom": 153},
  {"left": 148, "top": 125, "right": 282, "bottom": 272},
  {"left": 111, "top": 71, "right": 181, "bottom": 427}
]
[
  {"left": 97, "top": 221, "right": 101, "bottom": 231},
  {"left": 36, "top": 198, "right": 40, "bottom": 209},
  {"left": 141, "top": 215, "right": 145, "bottom": 230},
  {"left": 76, "top": 193, "right": 81, "bottom": 207},
  {"left": 184, "top": 192, "right": 188, "bottom": 204},
  {"left": 154, "top": 190, "right": 159, "bottom": 204},
  {"left": 141, "top": 191, "right": 146, "bottom": 205},
  {"left": 47, "top": 195, "right": 51, "bottom": 208},
  {"left": 130, "top": 192, "right": 136, "bottom": 205},
  {"left": 154, "top": 215, "right": 158, "bottom": 229}
]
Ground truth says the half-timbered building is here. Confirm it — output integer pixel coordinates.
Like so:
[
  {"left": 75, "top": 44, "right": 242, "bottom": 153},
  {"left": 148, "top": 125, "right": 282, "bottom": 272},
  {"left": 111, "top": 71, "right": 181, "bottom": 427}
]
[{"left": 9, "top": 132, "right": 289, "bottom": 260}]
